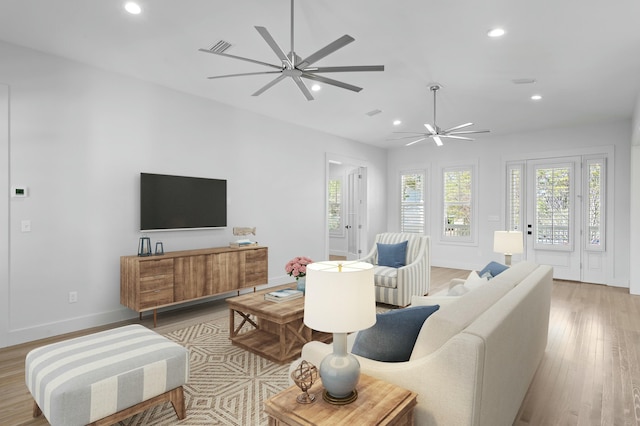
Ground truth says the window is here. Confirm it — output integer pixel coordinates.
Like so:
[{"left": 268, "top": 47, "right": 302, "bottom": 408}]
[
  {"left": 328, "top": 178, "right": 343, "bottom": 236},
  {"left": 585, "top": 158, "right": 605, "bottom": 250},
  {"left": 442, "top": 166, "right": 474, "bottom": 241},
  {"left": 400, "top": 171, "right": 425, "bottom": 233},
  {"left": 506, "top": 163, "right": 524, "bottom": 231}
]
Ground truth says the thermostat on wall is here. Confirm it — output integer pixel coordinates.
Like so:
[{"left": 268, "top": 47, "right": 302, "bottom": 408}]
[{"left": 11, "top": 186, "right": 28, "bottom": 198}]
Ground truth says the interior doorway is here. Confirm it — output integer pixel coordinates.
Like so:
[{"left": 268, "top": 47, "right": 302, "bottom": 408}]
[{"left": 326, "top": 154, "right": 368, "bottom": 261}]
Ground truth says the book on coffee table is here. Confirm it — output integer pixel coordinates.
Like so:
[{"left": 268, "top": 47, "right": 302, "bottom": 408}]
[{"left": 265, "top": 289, "right": 303, "bottom": 302}]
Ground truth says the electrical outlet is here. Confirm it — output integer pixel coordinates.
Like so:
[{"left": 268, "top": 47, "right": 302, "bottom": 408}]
[{"left": 68, "top": 291, "right": 78, "bottom": 303}]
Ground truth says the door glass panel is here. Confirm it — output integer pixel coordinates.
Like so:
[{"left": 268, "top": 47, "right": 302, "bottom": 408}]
[
  {"left": 586, "top": 159, "right": 605, "bottom": 250},
  {"left": 535, "top": 164, "right": 572, "bottom": 250},
  {"left": 507, "top": 163, "right": 523, "bottom": 231}
]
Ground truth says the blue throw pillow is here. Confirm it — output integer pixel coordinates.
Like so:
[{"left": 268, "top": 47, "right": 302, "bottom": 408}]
[
  {"left": 377, "top": 241, "right": 408, "bottom": 268},
  {"left": 478, "top": 261, "right": 509, "bottom": 279},
  {"left": 351, "top": 305, "right": 440, "bottom": 362}
]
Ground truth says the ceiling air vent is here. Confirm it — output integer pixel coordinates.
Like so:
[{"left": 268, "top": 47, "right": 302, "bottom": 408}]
[{"left": 209, "top": 40, "right": 232, "bottom": 53}]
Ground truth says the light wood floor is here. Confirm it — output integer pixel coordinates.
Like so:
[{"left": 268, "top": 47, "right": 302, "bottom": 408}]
[{"left": 1, "top": 267, "right": 639, "bottom": 425}]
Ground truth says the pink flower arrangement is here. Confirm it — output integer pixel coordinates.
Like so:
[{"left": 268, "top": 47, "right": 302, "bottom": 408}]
[{"left": 285, "top": 256, "right": 313, "bottom": 279}]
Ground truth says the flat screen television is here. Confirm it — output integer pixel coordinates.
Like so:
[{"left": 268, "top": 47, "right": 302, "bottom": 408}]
[{"left": 140, "top": 173, "right": 227, "bottom": 231}]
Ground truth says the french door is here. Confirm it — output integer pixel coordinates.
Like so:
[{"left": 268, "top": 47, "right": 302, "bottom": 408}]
[
  {"left": 346, "top": 167, "right": 367, "bottom": 260},
  {"left": 509, "top": 155, "right": 607, "bottom": 283}
]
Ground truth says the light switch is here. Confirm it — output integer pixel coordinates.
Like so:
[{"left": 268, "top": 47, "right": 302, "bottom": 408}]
[{"left": 21, "top": 220, "right": 31, "bottom": 232}]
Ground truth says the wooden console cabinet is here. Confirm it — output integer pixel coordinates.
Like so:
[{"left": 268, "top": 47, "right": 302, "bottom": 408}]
[{"left": 121, "top": 246, "right": 268, "bottom": 326}]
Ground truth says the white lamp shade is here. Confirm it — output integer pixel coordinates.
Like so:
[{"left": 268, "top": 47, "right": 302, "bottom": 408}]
[
  {"left": 304, "top": 261, "right": 376, "bottom": 333},
  {"left": 493, "top": 231, "right": 524, "bottom": 255}
]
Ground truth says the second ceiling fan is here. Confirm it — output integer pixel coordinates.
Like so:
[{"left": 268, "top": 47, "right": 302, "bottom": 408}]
[
  {"left": 394, "top": 84, "right": 490, "bottom": 146},
  {"left": 199, "top": 0, "right": 384, "bottom": 101}
]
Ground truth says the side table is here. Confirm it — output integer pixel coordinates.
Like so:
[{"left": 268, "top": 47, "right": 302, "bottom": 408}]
[{"left": 264, "top": 373, "right": 417, "bottom": 425}]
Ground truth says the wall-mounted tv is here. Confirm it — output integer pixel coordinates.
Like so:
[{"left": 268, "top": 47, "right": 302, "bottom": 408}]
[{"left": 140, "top": 173, "right": 227, "bottom": 231}]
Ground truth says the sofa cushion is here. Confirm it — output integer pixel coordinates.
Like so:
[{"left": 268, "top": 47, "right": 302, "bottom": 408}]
[
  {"left": 411, "top": 294, "right": 461, "bottom": 308},
  {"left": 377, "top": 241, "right": 408, "bottom": 268},
  {"left": 352, "top": 305, "right": 440, "bottom": 362},
  {"left": 373, "top": 266, "right": 398, "bottom": 288},
  {"left": 478, "top": 261, "right": 509, "bottom": 279},
  {"left": 410, "top": 281, "right": 513, "bottom": 360},
  {"left": 489, "top": 261, "right": 538, "bottom": 288}
]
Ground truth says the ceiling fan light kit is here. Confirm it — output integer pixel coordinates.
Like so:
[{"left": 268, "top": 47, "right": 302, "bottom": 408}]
[
  {"left": 392, "top": 84, "right": 490, "bottom": 147},
  {"left": 200, "top": 0, "right": 384, "bottom": 101}
]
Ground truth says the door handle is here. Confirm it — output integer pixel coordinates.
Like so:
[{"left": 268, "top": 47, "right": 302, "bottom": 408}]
[{"left": 345, "top": 225, "right": 352, "bottom": 229}]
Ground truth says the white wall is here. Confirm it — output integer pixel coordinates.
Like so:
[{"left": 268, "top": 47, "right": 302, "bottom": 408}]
[
  {"left": 387, "top": 121, "right": 632, "bottom": 287},
  {"left": 1, "top": 84, "right": 9, "bottom": 348},
  {"left": 630, "top": 94, "right": 640, "bottom": 295},
  {"left": 0, "top": 41, "right": 387, "bottom": 347}
]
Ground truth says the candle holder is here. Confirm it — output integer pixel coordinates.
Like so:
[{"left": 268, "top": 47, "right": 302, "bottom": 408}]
[{"left": 138, "top": 237, "right": 152, "bottom": 257}]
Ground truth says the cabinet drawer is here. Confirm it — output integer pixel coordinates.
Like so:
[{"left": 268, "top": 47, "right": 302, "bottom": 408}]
[
  {"left": 245, "top": 248, "right": 267, "bottom": 266},
  {"left": 140, "top": 287, "right": 174, "bottom": 309},
  {"left": 140, "top": 275, "right": 174, "bottom": 292},
  {"left": 139, "top": 259, "right": 174, "bottom": 277}
]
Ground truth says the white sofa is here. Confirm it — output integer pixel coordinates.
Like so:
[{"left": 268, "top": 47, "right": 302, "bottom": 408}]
[
  {"left": 359, "top": 232, "right": 430, "bottom": 307},
  {"left": 295, "top": 261, "right": 552, "bottom": 426}
]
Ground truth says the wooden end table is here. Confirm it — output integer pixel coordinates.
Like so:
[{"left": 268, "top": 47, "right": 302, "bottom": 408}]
[
  {"left": 264, "top": 373, "right": 417, "bottom": 425},
  {"left": 226, "top": 285, "right": 332, "bottom": 364}
]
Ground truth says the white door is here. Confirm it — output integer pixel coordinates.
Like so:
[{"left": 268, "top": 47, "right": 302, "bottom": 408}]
[
  {"left": 526, "top": 157, "right": 582, "bottom": 281},
  {"left": 346, "top": 167, "right": 366, "bottom": 260}
]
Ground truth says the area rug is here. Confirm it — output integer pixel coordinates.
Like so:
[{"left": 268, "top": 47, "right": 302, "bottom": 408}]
[{"left": 119, "top": 316, "right": 290, "bottom": 425}]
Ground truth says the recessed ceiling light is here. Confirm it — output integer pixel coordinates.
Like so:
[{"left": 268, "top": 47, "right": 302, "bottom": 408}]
[
  {"left": 531, "top": 94, "right": 542, "bottom": 101},
  {"left": 311, "top": 84, "right": 321, "bottom": 92},
  {"left": 393, "top": 120, "right": 402, "bottom": 126},
  {"left": 487, "top": 28, "right": 505, "bottom": 38},
  {"left": 124, "top": 2, "right": 142, "bottom": 15}
]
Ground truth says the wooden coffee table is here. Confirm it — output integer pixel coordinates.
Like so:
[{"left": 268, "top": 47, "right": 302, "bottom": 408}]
[
  {"left": 264, "top": 373, "right": 417, "bottom": 425},
  {"left": 226, "top": 285, "right": 332, "bottom": 364}
]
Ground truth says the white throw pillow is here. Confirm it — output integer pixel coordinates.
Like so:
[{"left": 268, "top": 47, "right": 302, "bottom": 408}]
[
  {"left": 447, "top": 283, "right": 469, "bottom": 296},
  {"left": 464, "top": 270, "right": 489, "bottom": 290}
]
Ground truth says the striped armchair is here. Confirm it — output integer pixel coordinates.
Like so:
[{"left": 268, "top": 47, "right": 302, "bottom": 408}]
[{"left": 359, "top": 233, "right": 430, "bottom": 307}]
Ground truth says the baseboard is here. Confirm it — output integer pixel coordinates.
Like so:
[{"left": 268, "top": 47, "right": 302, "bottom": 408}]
[{"left": 4, "top": 276, "right": 296, "bottom": 347}]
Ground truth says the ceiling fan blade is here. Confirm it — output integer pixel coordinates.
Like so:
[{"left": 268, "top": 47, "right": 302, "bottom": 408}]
[
  {"left": 297, "top": 35, "right": 355, "bottom": 68},
  {"left": 393, "top": 131, "right": 429, "bottom": 135},
  {"left": 254, "top": 26, "right": 291, "bottom": 66},
  {"left": 198, "top": 48, "right": 282, "bottom": 70},
  {"left": 443, "top": 122, "right": 473, "bottom": 133},
  {"left": 390, "top": 135, "right": 429, "bottom": 140},
  {"left": 252, "top": 74, "right": 287, "bottom": 97},
  {"left": 433, "top": 136, "right": 444, "bottom": 147},
  {"left": 292, "top": 76, "right": 314, "bottom": 101},
  {"left": 305, "top": 65, "right": 385, "bottom": 73},
  {"left": 207, "top": 71, "right": 282, "bottom": 80},
  {"left": 424, "top": 123, "right": 436, "bottom": 135},
  {"left": 448, "top": 129, "right": 491, "bottom": 135},
  {"left": 302, "top": 73, "right": 362, "bottom": 92},
  {"left": 406, "top": 137, "right": 427, "bottom": 146},
  {"left": 439, "top": 134, "right": 474, "bottom": 141}
]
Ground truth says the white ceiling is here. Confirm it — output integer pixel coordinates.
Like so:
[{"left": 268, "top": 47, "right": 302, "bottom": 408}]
[{"left": 1, "top": 0, "right": 639, "bottom": 148}]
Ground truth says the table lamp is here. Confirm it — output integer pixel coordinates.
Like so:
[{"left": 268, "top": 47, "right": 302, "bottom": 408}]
[
  {"left": 303, "top": 261, "right": 376, "bottom": 404},
  {"left": 493, "top": 231, "right": 523, "bottom": 266}
]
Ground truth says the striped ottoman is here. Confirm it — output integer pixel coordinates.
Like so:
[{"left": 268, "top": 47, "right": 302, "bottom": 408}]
[{"left": 25, "top": 324, "right": 189, "bottom": 425}]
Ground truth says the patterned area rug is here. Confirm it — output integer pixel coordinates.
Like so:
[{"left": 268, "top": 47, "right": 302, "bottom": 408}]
[{"left": 120, "top": 316, "right": 290, "bottom": 425}]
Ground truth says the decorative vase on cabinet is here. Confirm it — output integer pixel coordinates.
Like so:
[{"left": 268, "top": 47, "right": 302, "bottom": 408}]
[{"left": 296, "top": 277, "right": 306, "bottom": 294}]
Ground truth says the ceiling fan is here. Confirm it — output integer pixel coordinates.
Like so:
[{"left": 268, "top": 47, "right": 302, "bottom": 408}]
[
  {"left": 199, "top": 0, "right": 384, "bottom": 101},
  {"left": 393, "top": 84, "right": 490, "bottom": 146}
]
